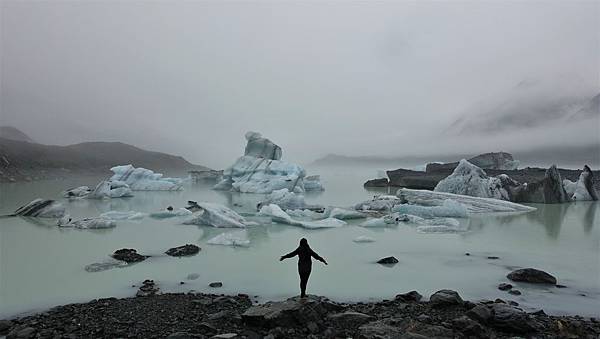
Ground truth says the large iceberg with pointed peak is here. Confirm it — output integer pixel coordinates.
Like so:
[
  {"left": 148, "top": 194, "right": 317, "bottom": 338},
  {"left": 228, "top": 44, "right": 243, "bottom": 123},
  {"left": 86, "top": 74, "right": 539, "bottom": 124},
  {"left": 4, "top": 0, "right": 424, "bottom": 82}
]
[
  {"left": 109, "top": 165, "right": 183, "bottom": 191},
  {"left": 213, "top": 132, "right": 323, "bottom": 194}
]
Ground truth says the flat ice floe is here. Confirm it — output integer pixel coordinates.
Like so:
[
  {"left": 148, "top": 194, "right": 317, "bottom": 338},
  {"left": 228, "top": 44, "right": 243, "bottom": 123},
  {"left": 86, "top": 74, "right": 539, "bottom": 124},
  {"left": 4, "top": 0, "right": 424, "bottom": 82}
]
[
  {"left": 110, "top": 165, "right": 183, "bottom": 191},
  {"left": 57, "top": 216, "right": 116, "bottom": 229},
  {"left": 392, "top": 199, "right": 468, "bottom": 218},
  {"left": 354, "top": 195, "right": 402, "bottom": 212},
  {"left": 353, "top": 235, "right": 376, "bottom": 243},
  {"left": 149, "top": 208, "right": 193, "bottom": 219},
  {"left": 183, "top": 203, "right": 250, "bottom": 228},
  {"left": 396, "top": 188, "right": 536, "bottom": 214},
  {"left": 99, "top": 211, "right": 145, "bottom": 220},
  {"left": 323, "top": 207, "right": 367, "bottom": 220},
  {"left": 259, "top": 204, "right": 346, "bottom": 229},
  {"left": 207, "top": 230, "right": 250, "bottom": 247}
]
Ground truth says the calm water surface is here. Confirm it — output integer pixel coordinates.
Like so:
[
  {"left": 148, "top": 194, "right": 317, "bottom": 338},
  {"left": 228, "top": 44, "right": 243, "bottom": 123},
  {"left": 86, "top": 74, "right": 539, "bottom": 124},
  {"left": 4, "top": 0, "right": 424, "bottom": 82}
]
[{"left": 1, "top": 166, "right": 598, "bottom": 318}]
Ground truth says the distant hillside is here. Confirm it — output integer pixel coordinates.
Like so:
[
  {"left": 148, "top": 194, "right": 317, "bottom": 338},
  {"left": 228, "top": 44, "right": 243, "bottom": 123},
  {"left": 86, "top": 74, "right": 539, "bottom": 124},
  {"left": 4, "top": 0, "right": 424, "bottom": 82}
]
[
  {"left": 0, "top": 126, "right": 35, "bottom": 143},
  {"left": 0, "top": 137, "right": 209, "bottom": 182}
]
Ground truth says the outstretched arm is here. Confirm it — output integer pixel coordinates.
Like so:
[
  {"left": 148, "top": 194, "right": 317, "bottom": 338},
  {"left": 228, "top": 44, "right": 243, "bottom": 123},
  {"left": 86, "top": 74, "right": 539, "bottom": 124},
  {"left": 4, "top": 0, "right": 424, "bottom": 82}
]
[
  {"left": 280, "top": 248, "right": 298, "bottom": 261},
  {"left": 311, "top": 250, "right": 328, "bottom": 265}
]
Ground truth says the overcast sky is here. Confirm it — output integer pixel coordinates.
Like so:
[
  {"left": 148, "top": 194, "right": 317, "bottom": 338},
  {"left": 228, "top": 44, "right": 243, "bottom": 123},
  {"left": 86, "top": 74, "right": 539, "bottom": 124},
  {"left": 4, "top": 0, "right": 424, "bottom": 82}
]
[{"left": 1, "top": 1, "right": 598, "bottom": 168}]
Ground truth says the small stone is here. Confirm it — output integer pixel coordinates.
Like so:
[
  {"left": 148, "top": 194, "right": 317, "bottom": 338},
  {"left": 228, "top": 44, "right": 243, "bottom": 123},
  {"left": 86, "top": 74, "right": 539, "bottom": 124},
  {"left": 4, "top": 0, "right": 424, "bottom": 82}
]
[
  {"left": 498, "top": 283, "right": 513, "bottom": 291},
  {"left": 377, "top": 256, "right": 398, "bottom": 264},
  {"left": 465, "top": 252, "right": 471, "bottom": 256},
  {"left": 508, "top": 289, "right": 522, "bottom": 295},
  {"left": 180, "top": 281, "right": 185, "bottom": 285},
  {"left": 209, "top": 282, "right": 223, "bottom": 288},
  {"left": 306, "top": 322, "right": 319, "bottom": 333},
  {"left": 429, "top": 289, "right": 463, "bottom": 307},
  {"left": 417, "top": 314, "right": 431, "bottom": 322},
  {"left": 487, "top": 256, "right": 500, "bottom": 259}
]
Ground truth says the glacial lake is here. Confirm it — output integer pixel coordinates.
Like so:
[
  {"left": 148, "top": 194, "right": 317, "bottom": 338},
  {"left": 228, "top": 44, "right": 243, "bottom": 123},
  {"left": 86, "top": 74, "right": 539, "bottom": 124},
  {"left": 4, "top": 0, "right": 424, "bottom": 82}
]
[{"left": 1, "top": 166, "right": 599, "bottom": 319}]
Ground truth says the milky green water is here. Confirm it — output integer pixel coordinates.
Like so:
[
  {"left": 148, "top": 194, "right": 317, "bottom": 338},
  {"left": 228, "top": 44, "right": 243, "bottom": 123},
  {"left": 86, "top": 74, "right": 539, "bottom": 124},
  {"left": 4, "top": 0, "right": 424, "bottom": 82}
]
[{"left": 1, "top": 166, "right": 598, "bottom": 319}]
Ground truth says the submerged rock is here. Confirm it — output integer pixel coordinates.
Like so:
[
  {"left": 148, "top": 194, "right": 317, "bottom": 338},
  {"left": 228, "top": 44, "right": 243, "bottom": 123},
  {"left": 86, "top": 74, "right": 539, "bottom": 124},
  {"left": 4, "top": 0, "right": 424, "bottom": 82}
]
[
  {"left": 498, "top": 283, "right": 513, "bottom": 291},
  {"left": 165, "top": 244, "right": 200, "bottom": 257},
  {"left": 13, "top": 199, "right": 66, "bottom": 218},
  {"left": 136, "top": 279, "right": 159, "bottom": 297},
  {"left": 111, "top": 248, "right": 148, "bottom": 263},
  {"left": 507, "top": 268, "right": 557, "bottom": 284}
]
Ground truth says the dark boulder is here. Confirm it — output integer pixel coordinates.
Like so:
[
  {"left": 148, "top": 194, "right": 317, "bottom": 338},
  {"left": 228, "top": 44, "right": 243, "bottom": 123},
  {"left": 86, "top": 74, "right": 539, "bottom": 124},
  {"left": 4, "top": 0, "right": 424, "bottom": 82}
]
[
  {"left": 498, "top": 283, "right": 513, "bottom": 291},
  {"left": 395, "top": 290, "right": 423, "bottom": 302},
  {"left": 242, "top": 295, "right": 342, "bottom": 328},
  {"left": 111, "top": 248, "right": 148, "bottom": 263},
  {"left": 363, "top": 178, "right": 389, "bottom": 188},
  {"left": 489, "top": 303, "right": 535, "bottom": 333},
  {"left": 0, "top": 320, "right": 13, "bottom": 335},
  {"left": 376, "top": 256, "right": 398, "bottom": 265},
  {"left": 165, "top": 244, "right": 200, "bottom": 257},
  {"left": 209, "top": 282, "right": 223, "bottom": 288},
  {"left": 507, "top": 268, "right": 557, "bottom": 284},
  {"left": 136, "top": 279, "right": 159, "bottom": 297},
  {"left": 429, "top": 289, "right": 463, "bottom": 307},
  {"left": 466, "top": 304, "right": 492, "bottom": 323}
]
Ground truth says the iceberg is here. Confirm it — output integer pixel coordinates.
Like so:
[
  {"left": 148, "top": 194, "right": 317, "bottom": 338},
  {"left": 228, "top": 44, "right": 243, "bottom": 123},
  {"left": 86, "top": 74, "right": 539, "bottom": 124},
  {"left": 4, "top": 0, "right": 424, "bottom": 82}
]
[
  {"left": 396, "top": 188, "right": 536, "bottom": 213},
  {"left": 63, "top": 186, "right": 92, "bottom": 198},
  {"left": 100, "top": 211, "right": 145, "bottom": 220},
  {"left": 149, "top": 208, "right": 193, "bottom": 219},
  {"left": 353, "top": 236, "right": 376, "bottom": 243},
  {"left": 213, "top": 132, "right": 323, "bottom": 194},
  {"left": 434, "top": 159, "right": 511, "bottom": 200},
  {"left": 88, "top": 180, "right": 133, "bottom": 199},
  {"left": 392, "top": 199, "right": 468, "bottom": 218},
  {"left": 354, "top": 195, "right": 402, "bottom": 212},
  {"left": 183, "top": 202, "right": 250, "bottom": 228},
  {"left": 57, "top": 216, "right": 116, "bottom": 229},
  {"left": 109, "top": 165, "right": 183, "bottom": 191},
  {"left": 207, "top": 230, "right": 250, "bottom": 247},
  {"left": 259, "top": 204, "right": 346, "bottom": 229},
  {"left": 304, "top": 175, "right": 324, "bottom": 191},
  {"left": 359, "top": 214, "right": 401, "bottom": 227},
  {"left": 257, "top": 188, "right": 309, "bottom": 210},
  {"left": 563, "top": 165, "right": 598, "bottom": 201},
  {"left": 14, "top": 199, "right": 66, "bottom": 218}
]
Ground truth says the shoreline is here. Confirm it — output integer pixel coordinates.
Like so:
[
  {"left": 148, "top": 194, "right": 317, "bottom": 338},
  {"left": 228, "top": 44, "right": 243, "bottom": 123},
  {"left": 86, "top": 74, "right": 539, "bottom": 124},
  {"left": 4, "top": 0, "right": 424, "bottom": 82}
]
[{"left": 2, "top": 285, "right": 599, "bottom": 338}]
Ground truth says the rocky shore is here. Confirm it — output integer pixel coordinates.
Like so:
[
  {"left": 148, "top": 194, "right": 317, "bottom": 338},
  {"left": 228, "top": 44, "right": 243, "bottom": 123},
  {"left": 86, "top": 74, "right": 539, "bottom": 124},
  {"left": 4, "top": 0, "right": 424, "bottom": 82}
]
[{"left": 2, "top": 285, "right": 599, "bottom": 339}]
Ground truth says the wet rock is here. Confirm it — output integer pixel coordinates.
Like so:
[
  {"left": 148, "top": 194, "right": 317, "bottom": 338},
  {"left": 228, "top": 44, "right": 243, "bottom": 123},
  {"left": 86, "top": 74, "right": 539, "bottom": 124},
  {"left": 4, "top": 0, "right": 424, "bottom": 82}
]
[
  {"left": 328, "top": 311, "right": 374, "bottom": 328},
  {"left": 507, "top": 268, "right": 557, "bottom": 284},
  {"left": 136, "top": 279, "right": 159, "bottom": 297},
  {"left": 166, "top": 244, "right": 200, "bottom": 257},
  {"left": 364, "top": 178, "right": 389, "bottom": 188},
  {"left": 376, "top": 256, "right": 399, "bottom": 265},
  {"left": 429, "top": 289, "right": 463, "bottom": 307},
  {"left": 395, "top": 290, "right": 423, "bottom": 302},
  {"left": 166, "top": 332, "right": 205, "bottom": 339},
  {"left": 508, "top": 289, "right": 522, "bottom": 295},
  {"left": 7, "top": 326, "right": 36, "bottom": 339},
  {"left": 487, "top": 256, "right": 500, "bottom": 259},
  {"left": 489, "top": 303, "right": 535, "bottom": 333},
  {"left": 466, "top": 304, "right": 492, "bottom": 324},
  {"left": 498, "top": 283, "right": 513, "bottom": 291},
  {"left": 508, "top": 301, "right": 519, "bottom": 306},
  {"left": 111, "top": 248, "right": 148, "bottom": 263},
  {"left": 357, "top": 319, "right": 405, "bottom": 338},
  {"left": 242, "top": 295, "right": 342, "bottom": 328},
  {"left": 209, "top": 282, "right": 223, "bottom": 288},
  {"left": 0, "top": 320, "right": 13, "bottom": 334},
  {"left": 452, "top": 315, "right": 487, "bottom": 337}
]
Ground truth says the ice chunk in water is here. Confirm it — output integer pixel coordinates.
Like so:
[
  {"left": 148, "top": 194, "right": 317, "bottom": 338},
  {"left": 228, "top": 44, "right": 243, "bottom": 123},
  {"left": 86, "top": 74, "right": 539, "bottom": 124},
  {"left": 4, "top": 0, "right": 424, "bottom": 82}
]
[
  {"left": 434, "top": 159, "right": 510, "bottom": 200},
  {"left": 354, "top": 195, "right": 402, "bottom": 212},
  {"left": 88, "top": 181, "right": 133, "bottom": 199},
  {"left": 63, "top": 186, "right": 92, "bottom": 198},
  {"left": 14, "top": 199, "right": 66, "bottom": 218},
  {"left": 392, "top": 199, "right": 468, "bottom": 218},
  {"left": 100, "top": 211, "right": 145, "bottom": 220},
  {"left": 207, "top": 230, "right": 250, "bottom": 247},
  {"left": 353, "top": 236, "right": 376, "bottom": 243},
  {"left": 323, "top": 207, "right": 367, "bottom": 220},
  {"left": 259, "top": 204, "right": 346, "bottom": 229},
  {"left": 183, "top": 203, "right": 249, "bottom": 228},
  {"left": 258, "top": 189, "right": 308, "bottom": 210},
  {"left": 110, "top": 165, "right": 183, "bottom": 191},
  {"left": 360, "top": 214, "right": 400, "bottom": 227},
  {"left": 396, "top": 188, "right": 536, "bottom": 214},
  {"left": 304, "top": 175, "right": 324, "bottom": 191},
  {"left": 149, "top": 208, "right": 193, "bottom": 219},
  {"left": 58, "top": 216, "right": 116, "bottom": 229}
]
